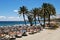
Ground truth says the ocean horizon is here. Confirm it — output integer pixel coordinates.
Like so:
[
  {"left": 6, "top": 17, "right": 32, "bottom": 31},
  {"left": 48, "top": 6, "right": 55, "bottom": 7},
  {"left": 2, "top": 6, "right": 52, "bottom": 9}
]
[
  {"left": 0, "top": 21, "right": 42, "bottom": 26},
  {"left": 0, "top": 21, "right": 29, "bottom": 26}
]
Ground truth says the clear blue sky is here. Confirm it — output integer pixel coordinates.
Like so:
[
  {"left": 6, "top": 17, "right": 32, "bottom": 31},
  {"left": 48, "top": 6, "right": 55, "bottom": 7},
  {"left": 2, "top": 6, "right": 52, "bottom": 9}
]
[{"left": 0, "top": 0, "right": 60, "bottom": 21}]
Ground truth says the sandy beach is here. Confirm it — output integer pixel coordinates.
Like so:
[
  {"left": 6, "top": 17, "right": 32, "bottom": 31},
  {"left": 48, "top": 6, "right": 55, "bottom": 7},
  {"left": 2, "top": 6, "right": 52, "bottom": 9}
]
[{"left": 16, "top": 28, "right": 60, "bottom": 40}]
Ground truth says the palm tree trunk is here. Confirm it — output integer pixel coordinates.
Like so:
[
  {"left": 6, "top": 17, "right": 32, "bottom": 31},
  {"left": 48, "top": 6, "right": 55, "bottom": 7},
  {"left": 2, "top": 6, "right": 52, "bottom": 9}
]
[
  {"left": 48, "top": 14, "right": 50, "bottom": 27},
  {"left": 43, "top": 9, "right": 45, "bottom": 28},
  {"left": 44, "top": 13, "right": 45, "bottom": 28},
  {"left": 28, "top": 16, "right": 33, "bottom": 26},
  {"left": 30, "top": 22, "right": 33, "bottom": 26},
  {"left": 30, "top": 19, "right": 33, "bottom": 26},
  {"left": 35, "top": 17, "right": 36, "bottom": 26},
  {"left": 23, "top": 13, "right": 26, "bottom": 25},
  {"left": 38, "top": 16, "right": 41, "bottom": 25}
]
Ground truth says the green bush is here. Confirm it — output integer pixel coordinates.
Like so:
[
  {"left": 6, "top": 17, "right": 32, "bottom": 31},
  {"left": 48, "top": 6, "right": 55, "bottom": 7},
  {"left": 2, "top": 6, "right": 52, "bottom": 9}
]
[
  {"left": 53, "top": 24, "right": 59, "bottom": 29},
  {"left": 49, "top": 23, "right": 59, "bottom": 29}
]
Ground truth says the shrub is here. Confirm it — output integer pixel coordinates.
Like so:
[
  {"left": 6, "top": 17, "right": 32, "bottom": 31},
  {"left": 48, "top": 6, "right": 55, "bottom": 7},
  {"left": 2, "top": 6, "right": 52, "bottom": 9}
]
[{"left": 53, "top": 24, "right": 59, "bottom": 29}]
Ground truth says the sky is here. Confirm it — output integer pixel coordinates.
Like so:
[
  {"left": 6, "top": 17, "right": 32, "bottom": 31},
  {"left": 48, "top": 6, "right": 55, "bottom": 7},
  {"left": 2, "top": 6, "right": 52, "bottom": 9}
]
[{"left": 0, "top": 0, "right": 60, "bottom": 21}]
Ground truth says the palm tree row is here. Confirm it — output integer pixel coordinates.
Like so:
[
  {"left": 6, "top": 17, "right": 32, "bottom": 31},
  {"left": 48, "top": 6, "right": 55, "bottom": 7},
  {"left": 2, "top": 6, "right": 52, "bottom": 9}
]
[
  {"left": 41, "top": 3, "right": 56, "bottom": 28},
  {"left": 18, "top": 3, "right": 56, "bottom": 28}
]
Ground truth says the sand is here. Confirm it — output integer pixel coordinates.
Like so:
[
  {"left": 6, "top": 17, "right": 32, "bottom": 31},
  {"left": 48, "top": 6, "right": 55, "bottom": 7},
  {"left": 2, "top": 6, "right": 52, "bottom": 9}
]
[{"left": 16, "top": 28, "right": 60, "bottom": 40}]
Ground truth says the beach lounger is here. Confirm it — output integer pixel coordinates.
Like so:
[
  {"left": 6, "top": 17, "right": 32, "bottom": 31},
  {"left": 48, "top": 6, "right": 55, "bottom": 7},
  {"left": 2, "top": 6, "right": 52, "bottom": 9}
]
[
  {"left": 22, "top": 32, "right": 27, "bottom": 36},
  {"left": 29, "top": 29, "right": 34, "bottom": 34},
  {"left": 15, "top": 31, "right": 22, "bottom": 38},
  {"left": 15, "top": 34, "right": 22, "bottom": 38},
  {"left": 8, "top": 31, "right": 16, "bottom": 40}
]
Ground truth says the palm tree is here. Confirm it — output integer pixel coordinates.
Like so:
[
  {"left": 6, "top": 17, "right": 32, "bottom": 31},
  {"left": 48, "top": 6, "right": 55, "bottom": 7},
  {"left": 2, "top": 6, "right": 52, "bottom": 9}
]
[
  {"left": 41, "top": 3, "right": 48, "bottom": 28},
  {"left": 46, "top": 3, "right": 56, "bottom": 27},
  {"left": 27, "top": 12, "right": 33, "bottom": 26},
  {"left": 37, "top": 8, "right": 43, "bottom": 25},
  {"left": 31, "top": 8, "right": 39, "bottom": 26},
  {"left": 41, "top": 3, "right": 56, "bottom": 27},
  {"left": 18, "top": 6, "right": 28, "bottom": 25}
]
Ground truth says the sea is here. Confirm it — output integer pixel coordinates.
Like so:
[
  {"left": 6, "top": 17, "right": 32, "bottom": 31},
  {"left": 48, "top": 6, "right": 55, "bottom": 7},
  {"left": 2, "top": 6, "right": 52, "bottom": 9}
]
[{"left": 0, "top": 21, "right": 41, "bottom": 26}]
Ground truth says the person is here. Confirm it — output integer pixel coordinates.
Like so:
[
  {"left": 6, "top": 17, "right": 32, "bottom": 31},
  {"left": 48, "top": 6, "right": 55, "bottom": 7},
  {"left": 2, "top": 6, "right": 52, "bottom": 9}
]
[{"left": 22, "top": 27, "right": 27, "bottom": 36}]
